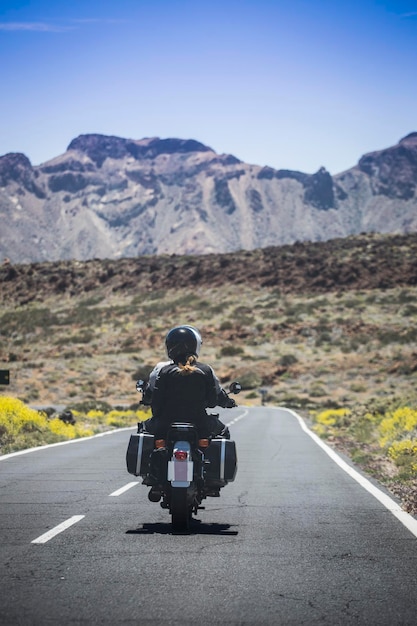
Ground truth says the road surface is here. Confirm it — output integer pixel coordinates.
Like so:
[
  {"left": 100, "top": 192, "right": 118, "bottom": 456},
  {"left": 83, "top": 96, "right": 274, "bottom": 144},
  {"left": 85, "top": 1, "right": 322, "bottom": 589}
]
[{"left": 1, "top": 407, "right": 417, "bottom": 624}]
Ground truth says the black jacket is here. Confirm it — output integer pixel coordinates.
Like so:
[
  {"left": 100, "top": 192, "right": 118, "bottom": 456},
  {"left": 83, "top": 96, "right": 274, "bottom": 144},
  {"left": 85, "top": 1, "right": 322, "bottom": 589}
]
[
  {"left": 151, "top": 361, "right": 218, "bottom": 426},
  {"left": 144, "top": 360, "right": 234, "bottom": 437}
]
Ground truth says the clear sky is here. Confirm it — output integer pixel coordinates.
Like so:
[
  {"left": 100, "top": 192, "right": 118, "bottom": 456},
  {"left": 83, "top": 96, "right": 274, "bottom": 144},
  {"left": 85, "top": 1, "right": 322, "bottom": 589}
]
[{"left": 1, "top": 0, "right": 416, "bottom": 175}]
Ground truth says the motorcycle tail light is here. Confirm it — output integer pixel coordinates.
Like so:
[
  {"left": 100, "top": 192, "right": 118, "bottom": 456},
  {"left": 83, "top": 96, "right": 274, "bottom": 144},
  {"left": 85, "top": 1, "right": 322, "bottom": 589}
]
[
  {"left": 198, "top": 438, "right": 209, "bottom": 448},
  {"left": 155, "top": 439, "right": 166, "bottom": 449},
  {"left": 174, "top": 450, "right": 188, "bottom": 461}
]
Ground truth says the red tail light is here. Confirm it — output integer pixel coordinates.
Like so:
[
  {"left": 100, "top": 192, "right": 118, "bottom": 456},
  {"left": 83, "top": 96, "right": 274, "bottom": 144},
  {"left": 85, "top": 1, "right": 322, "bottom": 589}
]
[{"left": 174, "top": 450, "right": 188, "bottom": 461}]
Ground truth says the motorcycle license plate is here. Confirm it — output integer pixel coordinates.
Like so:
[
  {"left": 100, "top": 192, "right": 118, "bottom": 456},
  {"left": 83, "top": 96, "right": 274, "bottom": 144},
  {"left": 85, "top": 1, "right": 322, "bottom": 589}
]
[{"left": 168, "top": 459, "right": 193, "bottom": 486}]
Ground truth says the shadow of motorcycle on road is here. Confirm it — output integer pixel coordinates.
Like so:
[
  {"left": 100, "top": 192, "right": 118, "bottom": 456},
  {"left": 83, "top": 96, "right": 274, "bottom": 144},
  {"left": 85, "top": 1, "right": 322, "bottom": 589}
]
[{"left": 126, "top": 519, "right": 239, "bottom": 536}]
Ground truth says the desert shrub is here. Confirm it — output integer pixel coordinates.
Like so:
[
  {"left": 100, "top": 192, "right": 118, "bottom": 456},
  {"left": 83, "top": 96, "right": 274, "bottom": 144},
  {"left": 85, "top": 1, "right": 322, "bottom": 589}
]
[
  {"left": 67, "top": 399, "right": 113, "bottom": 413},
  {"left": 378, "top": 327, "right": 417, "bottom": 346},
  {"left": 258, "top": 298, "right": 279, "bottom": 311},
  {"left": 350, "top": 382, "right": 367, "bottom": 393},
  {"left": 341, "top": 338, "right": 362, "bottom": 353},
  {"left": 142, "top": 295, "right": 184, "bottom": 315},
  {"left": 343, "top": 297, "right": 362, "bottom": 309},
  {"left": 220, "top": 345, "right": 244, "bottom": 357},
  {"left": 59, "top": 305, "right": 102, "bottom": 326},
  {"left": 309, "top": 385, "right": 328, "bottom": 398},
  {"left": 55, "top": 332, "right": 95, "bottom": 345},
  {"left": 78, "top": 295, "right": 105, "bottom": 307},
  {"left": 120, "top": 336, "right": 135, "bottom": 350},
  {"left": 233, "top": 368, "right": 263, "bottom": 390},
  {"left": 131, "top": 290, "right": 165, "bottom": 305},
  {"left": 315, "top": 332, "right": 332, "bottom": 346},
  {"left": 0, "top": 308, "right": 59, "bottom": 336},
  {"left": 131, "top": 364, "right": 154, "bottom": 381},
  {"left": 279, "top": 354, "right": 298, "bottom": 367},
  {"left": 280, "top": 395, "right": 316, "bottom": 409},
  {"left": 401, "top": 304, "right": 417, "bottom": 317},
  {"left": 63, "top": 350, "right": 79, "bottom": 359},
  {"left": 398, "top": 289, "right": 415, "bottom": 304}
]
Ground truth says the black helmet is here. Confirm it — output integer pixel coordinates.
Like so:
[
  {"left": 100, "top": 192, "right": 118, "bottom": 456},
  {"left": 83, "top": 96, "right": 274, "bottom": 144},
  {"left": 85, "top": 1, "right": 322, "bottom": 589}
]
[{"left": 165, "top": 325, "right": 202, "bottom": 361}]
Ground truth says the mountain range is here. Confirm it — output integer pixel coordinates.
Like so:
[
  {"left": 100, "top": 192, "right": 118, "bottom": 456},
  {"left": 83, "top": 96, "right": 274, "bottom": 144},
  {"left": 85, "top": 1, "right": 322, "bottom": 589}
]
[{"left": 1, "top": 132, "right": 417, "bottom": 263}]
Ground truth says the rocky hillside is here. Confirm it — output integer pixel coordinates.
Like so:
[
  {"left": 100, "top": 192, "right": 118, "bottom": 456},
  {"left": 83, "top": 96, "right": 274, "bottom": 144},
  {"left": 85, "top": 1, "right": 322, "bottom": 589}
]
[
  {"left": 1, "top": 232, "right": 417, "bottom": 306},
  {"left": 1, "top": 133, "right": 417, "bottom": 264}
]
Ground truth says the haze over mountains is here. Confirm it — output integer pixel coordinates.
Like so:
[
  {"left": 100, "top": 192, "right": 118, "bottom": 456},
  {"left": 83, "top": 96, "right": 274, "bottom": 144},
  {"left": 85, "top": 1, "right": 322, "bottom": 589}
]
[{"left": 1, "top": 132, "right": 417, "bottom": 264}]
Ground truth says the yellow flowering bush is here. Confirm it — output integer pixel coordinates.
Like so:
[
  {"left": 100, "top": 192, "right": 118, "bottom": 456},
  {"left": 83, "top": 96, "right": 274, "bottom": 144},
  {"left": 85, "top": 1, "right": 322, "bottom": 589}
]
[
  {"left": 388, "top": 439, "right": 417, "bottom": 470},
  {"left": 0, "top": 396, "right": 93, "bottom": 453},
  {"left": 378, "top": 407, "right": 417, "bottom": 476},
  {"left": 86, "top": 409, "right": 106, "bottom": 421},
  {"left": 105, "top": 409, "right": 149, "bottom": 428},
  {"left": 312, "top": 408, "right": 351, "bottom": 436},
  {"left": 379, "top": 407, "right": 417, "bottom": 447},
  {"left": 47, "top": 417, "right": 93, "bottom": 439},
  {"left": 312, "top": 402, "right": 417, "bottom": 478},
  {"left": 0, "top": 396, "right": 48, "bottom": 437},
  {"left": 0, "top": 396, "right": 150, "bottom": 455}
]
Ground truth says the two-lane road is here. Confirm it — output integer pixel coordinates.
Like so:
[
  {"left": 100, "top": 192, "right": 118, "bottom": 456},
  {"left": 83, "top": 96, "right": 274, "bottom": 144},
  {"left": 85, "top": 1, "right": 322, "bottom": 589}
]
[{"left": 1, "top": 407, "right": 416, "bottom": 625}]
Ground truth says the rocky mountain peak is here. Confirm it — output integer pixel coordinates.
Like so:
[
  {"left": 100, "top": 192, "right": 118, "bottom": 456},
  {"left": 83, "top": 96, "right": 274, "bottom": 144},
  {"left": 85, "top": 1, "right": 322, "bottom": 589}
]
[
  {"left": 399, "top": 132, "right": 417, "bottom": 145},
  {"left": 303, "top": 166, "right": 335, "bottom": 210},
  {"left": 67, "top": 134, "right": 213, "bottom": 167},
  {"left": 0, "top": 152, "right": 46, "bottom": 199},
  {"left": 67, "top": 134, "right": 133, "bottom": 166},
  {"left": 357, "top": 133, "right": 417, "bottom": 200},
  {"left": 0, "top": 153, "right": 33, "bottom": 186}
]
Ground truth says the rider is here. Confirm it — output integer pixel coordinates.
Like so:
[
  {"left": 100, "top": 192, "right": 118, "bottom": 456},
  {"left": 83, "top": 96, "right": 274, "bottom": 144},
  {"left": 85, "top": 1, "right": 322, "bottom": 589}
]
[{"left": 140, "top": 325, "right": 235, "bottom": 439}]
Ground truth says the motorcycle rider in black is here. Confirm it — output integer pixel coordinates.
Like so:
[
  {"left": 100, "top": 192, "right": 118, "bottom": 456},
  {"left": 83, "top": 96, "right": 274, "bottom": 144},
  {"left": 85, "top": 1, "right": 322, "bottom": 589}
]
[
  {"left": 141, "top": 325, "right": 235, "bottom": 439},
  {"left": 137, "top": 325, "right": 238, "bottom": 504}
]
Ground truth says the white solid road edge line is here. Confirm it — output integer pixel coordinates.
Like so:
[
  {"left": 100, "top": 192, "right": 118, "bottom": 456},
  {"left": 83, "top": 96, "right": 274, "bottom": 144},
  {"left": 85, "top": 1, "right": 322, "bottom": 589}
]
[
  {"left": 285, "top": 408, "right": 417, "bottom": 540},
  {"left": 0, "top": 426, "right": 136, "bottom": 461},
  {"left": 31, "top": 515, "right": 85, "bottom": 545}
]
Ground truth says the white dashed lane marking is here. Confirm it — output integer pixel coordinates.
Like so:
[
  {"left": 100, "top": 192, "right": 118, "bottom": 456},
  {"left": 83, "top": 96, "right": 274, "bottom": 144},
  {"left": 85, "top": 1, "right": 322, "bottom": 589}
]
[
  {"left": 109, "top": 482, "right": 139, "bottom": 496},
  {"left": 31, "top": 515, "right": 85, "bottom": 544}
]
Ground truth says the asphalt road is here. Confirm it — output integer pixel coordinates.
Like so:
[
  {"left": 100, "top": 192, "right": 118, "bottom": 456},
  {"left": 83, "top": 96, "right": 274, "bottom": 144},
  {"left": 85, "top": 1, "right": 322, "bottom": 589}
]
[{"left": 1, "top": 407, "right": 417, "bottom": 625}]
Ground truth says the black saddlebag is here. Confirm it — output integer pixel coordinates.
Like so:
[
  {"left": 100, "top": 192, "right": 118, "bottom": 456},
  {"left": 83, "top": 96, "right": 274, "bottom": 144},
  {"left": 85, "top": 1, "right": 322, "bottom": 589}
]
[
  {"left": 126, "top": 432, "right": 155, "bottom": 476},
  {"left": 204, "top": 438, "right": 237, "bottom": 483}
]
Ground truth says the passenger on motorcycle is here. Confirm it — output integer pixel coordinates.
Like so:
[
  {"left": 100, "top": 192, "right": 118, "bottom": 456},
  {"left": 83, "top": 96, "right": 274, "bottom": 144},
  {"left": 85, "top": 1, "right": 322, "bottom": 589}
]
[{"left": 141, "top": 325, "right": 235, "bottom": 439}]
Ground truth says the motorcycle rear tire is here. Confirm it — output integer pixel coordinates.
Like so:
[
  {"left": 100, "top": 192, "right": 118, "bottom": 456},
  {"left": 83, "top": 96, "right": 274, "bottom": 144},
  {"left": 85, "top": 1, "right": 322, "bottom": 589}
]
[{"left": 171, "top": 487, "right": 190, "bottom": 532}]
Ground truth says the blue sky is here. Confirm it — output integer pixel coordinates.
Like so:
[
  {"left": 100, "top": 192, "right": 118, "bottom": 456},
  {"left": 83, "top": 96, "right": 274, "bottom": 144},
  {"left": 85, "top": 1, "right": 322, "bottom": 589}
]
[{"left": 0, "top": 0, "right": 416, "bottom": 175}]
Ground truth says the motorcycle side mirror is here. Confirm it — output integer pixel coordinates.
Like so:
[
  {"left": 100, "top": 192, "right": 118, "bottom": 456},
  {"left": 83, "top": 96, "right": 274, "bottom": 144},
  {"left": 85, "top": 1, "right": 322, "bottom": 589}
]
[
  {"left": 136, "top": 379, "right": 145, "bottom": 392},
  {"left": 229, "top": 381, "right": 242, "bottom": 394}
]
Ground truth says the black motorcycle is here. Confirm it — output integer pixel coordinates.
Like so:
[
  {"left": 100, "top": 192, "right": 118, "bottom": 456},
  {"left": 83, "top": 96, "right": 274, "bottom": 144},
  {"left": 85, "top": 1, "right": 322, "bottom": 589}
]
[{"left": 126, "top": 382, "right": 241, "bottom": 532}]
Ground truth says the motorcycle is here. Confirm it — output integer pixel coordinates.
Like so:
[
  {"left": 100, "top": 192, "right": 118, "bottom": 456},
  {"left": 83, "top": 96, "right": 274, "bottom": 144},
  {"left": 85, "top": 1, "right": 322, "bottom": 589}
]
[{"left": 126, "top": 381, "right": 241, "bottom": 532}]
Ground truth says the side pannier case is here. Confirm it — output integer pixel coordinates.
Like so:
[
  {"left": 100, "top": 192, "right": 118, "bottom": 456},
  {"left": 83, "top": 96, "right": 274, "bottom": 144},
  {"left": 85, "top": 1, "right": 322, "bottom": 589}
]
[
  {"left": 126, "top": 432, "right": 155, "bottom": 476},
  {"left": 204, "top": 438, "right": 238, "bottom": 485}
]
